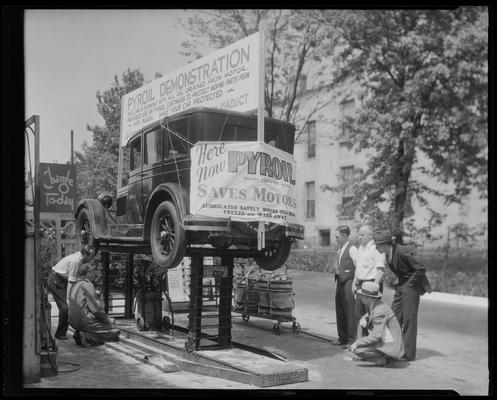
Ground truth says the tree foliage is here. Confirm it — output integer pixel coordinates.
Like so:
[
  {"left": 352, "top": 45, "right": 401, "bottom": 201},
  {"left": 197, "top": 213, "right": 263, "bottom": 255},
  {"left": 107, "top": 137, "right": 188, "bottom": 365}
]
[
  {"left": 75, "top": 69, "right": 144, "bottom": 199},
  {"left": 179, "top": 9, "right": 342, "bottom": 139},
  {"left": 325, "top": 7, "right": 488, "bottom": 238}
]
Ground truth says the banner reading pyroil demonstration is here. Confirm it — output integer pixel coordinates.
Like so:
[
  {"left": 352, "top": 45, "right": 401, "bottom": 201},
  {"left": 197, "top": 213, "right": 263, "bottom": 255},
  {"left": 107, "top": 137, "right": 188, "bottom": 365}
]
[
  {"left": 190, "top": 141, "right": 298, "bottom": 225},
  {"left": 121, "top": 32, "right": 260, "bottom": 146}
]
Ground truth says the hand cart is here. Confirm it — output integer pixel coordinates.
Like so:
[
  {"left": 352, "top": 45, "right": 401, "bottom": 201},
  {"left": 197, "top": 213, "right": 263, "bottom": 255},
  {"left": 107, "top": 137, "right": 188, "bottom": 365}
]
[{"left": 232, "top": 266, "right": 301, "bottom": 335}]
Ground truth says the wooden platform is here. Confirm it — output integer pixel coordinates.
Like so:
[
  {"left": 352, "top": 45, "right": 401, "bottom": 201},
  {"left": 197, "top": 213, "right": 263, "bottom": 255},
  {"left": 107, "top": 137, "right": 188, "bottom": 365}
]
[{"left": 111, "top": 320, "right": 308, "bottom": 387}]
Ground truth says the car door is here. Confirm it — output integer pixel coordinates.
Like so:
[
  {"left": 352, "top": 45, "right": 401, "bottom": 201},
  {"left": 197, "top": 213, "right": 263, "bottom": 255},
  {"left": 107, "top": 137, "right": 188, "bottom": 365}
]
[
  {"left": 142, "top": 127, "right": 162, "bottom": 216},
  {"left": 162, "top": 118, "right": 190, "bottom": 188},
  {"left": 126, "top": 135, "right": 143, "bottom": 224}
]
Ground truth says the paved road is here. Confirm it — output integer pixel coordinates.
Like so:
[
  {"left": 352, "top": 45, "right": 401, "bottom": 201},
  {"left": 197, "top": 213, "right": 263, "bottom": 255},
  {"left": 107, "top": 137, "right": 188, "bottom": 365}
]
[
  {"left": 173, "top": 269, "right": 488, "bottom": 394},
  {"left": 29, "top": 269, "right": 488, "bottom": 394},
  {"left": 290, "top": 269, "right": 488, "bottom": 338}
]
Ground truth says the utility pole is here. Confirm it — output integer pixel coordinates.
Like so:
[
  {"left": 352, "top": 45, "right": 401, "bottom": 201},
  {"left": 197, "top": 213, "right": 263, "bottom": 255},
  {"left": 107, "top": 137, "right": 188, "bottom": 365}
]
[{"left": 71, "top": 129, "right": 74, "bottom": 164}]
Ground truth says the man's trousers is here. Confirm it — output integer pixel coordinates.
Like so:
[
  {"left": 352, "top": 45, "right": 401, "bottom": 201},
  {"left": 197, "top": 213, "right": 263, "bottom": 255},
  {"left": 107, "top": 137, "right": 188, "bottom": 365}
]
[
  {"left": 335, "top": 279, "right": 355, "bottom": 343},
  {"left": 391, "top": 282, "right": 420, "bottom": 361},
  {"left": 46, "top": 271, "right": 68, "bottom": 338}
]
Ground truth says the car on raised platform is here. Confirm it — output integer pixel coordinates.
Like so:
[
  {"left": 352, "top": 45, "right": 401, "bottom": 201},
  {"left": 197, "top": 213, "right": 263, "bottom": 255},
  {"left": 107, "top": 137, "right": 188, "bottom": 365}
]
[{"left": 74, "top": 107, "right": 304, "bottom": 271}]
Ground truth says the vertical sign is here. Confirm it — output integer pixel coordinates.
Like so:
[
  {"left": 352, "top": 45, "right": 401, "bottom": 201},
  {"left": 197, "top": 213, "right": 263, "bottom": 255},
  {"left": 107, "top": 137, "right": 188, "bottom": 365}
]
[{"left": 39, "top": 163, "right": 76, "bottom": 213}]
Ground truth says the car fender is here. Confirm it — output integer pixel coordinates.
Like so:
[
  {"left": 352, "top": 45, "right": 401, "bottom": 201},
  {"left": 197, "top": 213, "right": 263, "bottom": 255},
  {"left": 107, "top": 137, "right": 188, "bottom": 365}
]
[
  {"left": 143, "top": 183, "right": 189, "bottom": 240},
  {"left": 74, "top": 199, "right": 110, "bottom": 238}
]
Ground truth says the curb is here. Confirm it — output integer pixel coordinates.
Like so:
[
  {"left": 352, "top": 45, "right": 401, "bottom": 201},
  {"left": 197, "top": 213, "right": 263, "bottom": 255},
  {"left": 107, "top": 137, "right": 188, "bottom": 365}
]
[{"left": 421, "top": 292, "right": 487, "bottom": 308}]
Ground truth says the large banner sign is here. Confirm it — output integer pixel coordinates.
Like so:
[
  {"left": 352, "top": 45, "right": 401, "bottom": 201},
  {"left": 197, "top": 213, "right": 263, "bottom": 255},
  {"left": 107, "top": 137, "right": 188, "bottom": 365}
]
[
  {"left": 39, "top": 163, "right": 76, "bottom": 213},
  {"left": 190, "top": 142, "right": 298, "bottom": 225},
  {"left": 121, "top": 32, "right": 260, "bottom": 146}
]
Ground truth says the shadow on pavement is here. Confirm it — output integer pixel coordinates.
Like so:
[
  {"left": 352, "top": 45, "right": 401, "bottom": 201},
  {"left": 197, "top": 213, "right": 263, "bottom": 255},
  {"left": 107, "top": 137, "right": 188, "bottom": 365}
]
[
  {"left": 356, "top": 361, "right": 410, "bottom": 369},
  {"left": 414, "top": 347, "right": 446, "bottom": 360}
]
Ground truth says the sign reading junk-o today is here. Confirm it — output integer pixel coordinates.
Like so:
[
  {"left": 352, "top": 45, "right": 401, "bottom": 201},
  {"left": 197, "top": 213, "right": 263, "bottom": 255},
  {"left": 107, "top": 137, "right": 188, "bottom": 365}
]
[
  {"left": 190, "top": 142, "right": 298, "bottom": 225},
  {"left": 39, "top": 163, "right": 76, "bottom": 213},
  {"left": 121, "top": 32, "right": 260, "bottom": 146}
]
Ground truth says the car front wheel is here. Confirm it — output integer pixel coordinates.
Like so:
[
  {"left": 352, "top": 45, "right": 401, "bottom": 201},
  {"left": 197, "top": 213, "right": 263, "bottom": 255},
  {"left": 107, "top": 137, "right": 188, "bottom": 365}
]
[{"left": 150, "top": 201, "right": 186, "bottom": 269}]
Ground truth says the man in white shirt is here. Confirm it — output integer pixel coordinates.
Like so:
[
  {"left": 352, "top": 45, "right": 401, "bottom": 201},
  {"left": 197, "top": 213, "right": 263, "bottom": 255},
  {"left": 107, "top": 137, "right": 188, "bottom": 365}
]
[
  {"left": 46, "top": 244, "right": 95, "bottom": 340},
  {"left": 351, "top": 224, "right": 386, "bottom": 339}
]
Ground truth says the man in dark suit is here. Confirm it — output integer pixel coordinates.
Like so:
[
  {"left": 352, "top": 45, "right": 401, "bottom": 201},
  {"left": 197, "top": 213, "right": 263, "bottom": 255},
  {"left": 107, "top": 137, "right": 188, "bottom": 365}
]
[
  {"left": 373, "top": 228, "right": 432, "bottom": 361},
  {"left": 331, "top": 225, "right": 357, "bottom": 347}
]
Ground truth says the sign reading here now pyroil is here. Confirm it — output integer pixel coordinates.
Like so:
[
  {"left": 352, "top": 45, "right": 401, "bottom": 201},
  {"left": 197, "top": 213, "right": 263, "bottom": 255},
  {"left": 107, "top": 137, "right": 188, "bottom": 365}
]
[
  {"left": 121, "top": 32, "right": 260, "bottom": 146},
  {"left": 189, "top": 141, "right": 298, "bottom": 225}
]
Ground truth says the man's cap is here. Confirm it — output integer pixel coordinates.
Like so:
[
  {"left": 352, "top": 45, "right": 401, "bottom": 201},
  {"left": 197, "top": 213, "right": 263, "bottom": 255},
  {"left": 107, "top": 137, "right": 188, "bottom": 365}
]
[
  {"left": 373, "top": 228, "right": 393, "bottom": 245},
  {"left": 356, "top": 281, "right": 382, "bottom": 298},
  {"left": 77, "top": 262, "right": 96, "bottom": 277}
]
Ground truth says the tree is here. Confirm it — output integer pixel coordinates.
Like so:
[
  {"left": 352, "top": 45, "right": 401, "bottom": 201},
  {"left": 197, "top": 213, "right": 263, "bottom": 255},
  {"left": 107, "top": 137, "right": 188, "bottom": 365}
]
[
  {"left": 325, "top": 8, "right": 488, "bottom": 239},
  {"left": 75, "top": 69, "right": 145, "bottom": 199},
  {"left": 179, "top": 9, "right": 343, "bottom": 139}
]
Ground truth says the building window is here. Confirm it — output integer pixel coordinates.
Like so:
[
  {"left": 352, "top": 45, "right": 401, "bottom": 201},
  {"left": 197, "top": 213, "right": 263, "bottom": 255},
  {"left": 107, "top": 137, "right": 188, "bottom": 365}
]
[
  {"left": 319, "top": 229, "right": 331, "bottom": 246},
  {"left": 341, "top": 166, "right": 354, "bottom": 217},
  {"left": 305, "top": 181, "right": 315, "bottom": 218},
  {"left": 340, "top": 99, "right": 355, "bottom": 138},
  {"left": 307, "top": 120, "right": 316, "bottom": 158}
]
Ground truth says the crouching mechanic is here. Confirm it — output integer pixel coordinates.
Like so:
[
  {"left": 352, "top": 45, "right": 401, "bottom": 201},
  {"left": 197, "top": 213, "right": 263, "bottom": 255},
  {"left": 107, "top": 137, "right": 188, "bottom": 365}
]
[
  {"left": 68, "top": 262, "right": 120, "bottom": 347},
  {"left": 348, "top": 281, "right": 405, "bottom": 366}
]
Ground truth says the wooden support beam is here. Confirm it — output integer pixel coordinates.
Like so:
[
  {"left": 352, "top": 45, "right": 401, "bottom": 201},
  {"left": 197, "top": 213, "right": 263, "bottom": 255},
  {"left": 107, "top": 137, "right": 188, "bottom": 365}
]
[
  {"left": 186, "top": 255, "right": 203, "bottom": 352},
  {"left": 102, "top": 251, "right": 110, "bottom": 313},
  {"left": 219, "top": 257, "right": 234, "bottom": 348},
  {"left": 124, "top": 253, "right": 134, "bottom": 318}
]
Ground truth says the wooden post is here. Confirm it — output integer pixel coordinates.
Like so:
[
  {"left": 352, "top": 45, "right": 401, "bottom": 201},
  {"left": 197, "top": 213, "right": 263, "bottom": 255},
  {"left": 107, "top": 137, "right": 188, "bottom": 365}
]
[
  {"left": 186, "top": 255, "right": 203, "bottom": 352},
  {"left": 55, "top": 215, "right": 62, "bottom": 261},
  {"left": 102, "top": 251, "right": 110, "bottom": 313},
  {"left": 33, "top": 115, "right": 41, "bottom": 354},
  {"left": 117, "top": 97, "right": 124, "bottom": 189},
  {"left": 219, "top": 257, "right": 234, "bottom": 348},
  {"left": 23, "top": 232, "right": 40, "bottom": 383},
  {"left": 70, "top": 129, "right": 74, "bottom": 165},
  {"left": 124, "top": 253, "right": 134, "bottom": 318}
]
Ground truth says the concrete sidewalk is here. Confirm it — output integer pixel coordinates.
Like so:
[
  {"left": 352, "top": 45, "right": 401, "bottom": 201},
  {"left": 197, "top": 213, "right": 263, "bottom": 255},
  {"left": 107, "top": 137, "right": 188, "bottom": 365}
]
[{"left": 25, "top": 270, "right": 488, "bottom": 394}]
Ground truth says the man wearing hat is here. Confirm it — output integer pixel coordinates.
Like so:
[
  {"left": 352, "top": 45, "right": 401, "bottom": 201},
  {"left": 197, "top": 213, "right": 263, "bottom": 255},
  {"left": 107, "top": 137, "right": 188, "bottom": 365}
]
[
  {"left": 373, "top": 228, "right": 432, "bottom": 361},
  {"left": 68, "top": 261, "right": 120, "bottom": 347},
  {"left": 349, "top": 281, "right": 405, "bottom": 366},
  {"left": 46, "top": 244, "right": 96, "bottom": 340}
]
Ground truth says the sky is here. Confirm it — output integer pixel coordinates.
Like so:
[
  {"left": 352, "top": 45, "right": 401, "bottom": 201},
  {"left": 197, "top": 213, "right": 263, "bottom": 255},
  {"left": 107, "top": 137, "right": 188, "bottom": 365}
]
[{"left": 25, "top": 9, "right": 200, "bottom": 165}]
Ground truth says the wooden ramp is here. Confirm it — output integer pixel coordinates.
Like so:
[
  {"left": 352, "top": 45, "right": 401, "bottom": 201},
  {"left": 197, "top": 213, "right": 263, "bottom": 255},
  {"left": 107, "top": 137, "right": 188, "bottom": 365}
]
[{"left": 110, "top": 320, "right": 308, "bottom": 387}]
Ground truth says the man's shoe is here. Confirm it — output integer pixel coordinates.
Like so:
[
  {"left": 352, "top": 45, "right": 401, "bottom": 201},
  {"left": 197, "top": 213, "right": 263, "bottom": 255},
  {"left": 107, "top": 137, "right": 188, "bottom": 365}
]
[
  {"left": 79, "top": 332, "right": 89, "bottom": 347},
  {"left": 55, "top": 335, "right": 68, "bottom": 340},
  {"left": 331, "top": 339, "right": 347, "bottom": 346},
  {"left": 373, "top": 356, "right": 388, "bottom": 367},
  {"left": 73, "top": 331, "right": 82, "bottom": 346}
]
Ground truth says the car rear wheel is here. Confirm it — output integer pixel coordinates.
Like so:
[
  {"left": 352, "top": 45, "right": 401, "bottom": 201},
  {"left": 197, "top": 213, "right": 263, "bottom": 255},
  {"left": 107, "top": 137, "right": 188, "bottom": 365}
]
[
  {"left": 150, "top": 201, "right": 186, "bottom": 269},
  {"left": 254, "top": 240, "right": 292, "bottom": 271}
]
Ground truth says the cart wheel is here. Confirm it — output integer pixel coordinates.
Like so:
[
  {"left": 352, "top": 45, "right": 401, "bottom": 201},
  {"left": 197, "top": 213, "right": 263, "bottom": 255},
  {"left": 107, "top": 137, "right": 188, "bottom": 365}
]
[
  {"left": 273, "top": 323, "right": 281, "bottom": 335},
  {"left": 162, "top": 316, "right": 172, "bottom": 330},
  {"left": 292, "top": 322, "right": 301, "bottom": 333},
  {"left": 242, "top": 314, "right": 250, "bottom": 322},
  {"left": 137, "top": 318, "right": 145, "bottom": 332}
]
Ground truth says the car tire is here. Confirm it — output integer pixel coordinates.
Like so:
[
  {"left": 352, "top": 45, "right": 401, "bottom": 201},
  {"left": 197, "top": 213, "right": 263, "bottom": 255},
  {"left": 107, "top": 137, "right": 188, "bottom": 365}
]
[
  {"left": 150, "top": 201, "right": 186, "bottom": 269},
  {"left": 75, "top": 207, "right": 96, "bottom": 247},
  {"left": 254, "top": 240, "right": 292, "bottom": 271}
]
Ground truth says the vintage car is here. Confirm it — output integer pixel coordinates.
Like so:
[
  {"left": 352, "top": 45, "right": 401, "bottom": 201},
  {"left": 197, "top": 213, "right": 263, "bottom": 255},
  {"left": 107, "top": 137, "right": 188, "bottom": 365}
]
[{"left": 74, "top": 107, "right": 304, "bottom": 270}]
